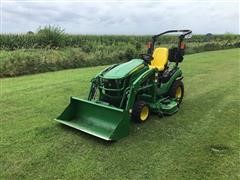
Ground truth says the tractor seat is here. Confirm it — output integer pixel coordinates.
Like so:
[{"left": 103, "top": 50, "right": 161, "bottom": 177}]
[{"left": 149, "top": 48, "right": 168, "bottom": 71}]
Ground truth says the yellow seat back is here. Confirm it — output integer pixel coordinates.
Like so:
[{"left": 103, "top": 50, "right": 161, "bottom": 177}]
[{"left": 149, "top": 48, "right": 168, "bottom": 71}]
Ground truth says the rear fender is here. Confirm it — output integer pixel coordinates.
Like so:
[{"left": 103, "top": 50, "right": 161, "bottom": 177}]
[{"left": 159, "top": 68, "right": 182, "bottom": 95}]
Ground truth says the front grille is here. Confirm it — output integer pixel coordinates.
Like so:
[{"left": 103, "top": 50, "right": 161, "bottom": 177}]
[{"left": 104, "top": 79, "right": 118, "bottom": 89}]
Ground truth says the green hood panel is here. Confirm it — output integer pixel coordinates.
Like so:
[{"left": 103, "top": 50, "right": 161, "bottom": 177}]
[{"left": 103, "top": 59, "right": 144, "bottom": 79}]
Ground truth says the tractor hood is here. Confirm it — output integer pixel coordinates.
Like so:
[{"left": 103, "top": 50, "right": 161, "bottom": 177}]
[{"left": 103, "top": 59, "right": 145, "bottom": 79}]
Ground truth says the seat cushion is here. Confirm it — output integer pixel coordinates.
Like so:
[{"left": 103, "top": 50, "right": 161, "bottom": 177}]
[{"left": 149, "top": 48, "right": 168, "bottom": 71}]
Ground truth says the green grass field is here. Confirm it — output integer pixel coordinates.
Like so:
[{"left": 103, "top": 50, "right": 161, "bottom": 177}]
[{"left": 1, "top": 49, "right": 239, "bottom": 179}]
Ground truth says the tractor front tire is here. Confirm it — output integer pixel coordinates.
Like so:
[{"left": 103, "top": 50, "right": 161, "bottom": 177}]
[
  {"left": 132, "top": 101, "right": 150, "bottom": 123},
  {"left": 169, "top": 80, "right": 184, "bottom": 104}
]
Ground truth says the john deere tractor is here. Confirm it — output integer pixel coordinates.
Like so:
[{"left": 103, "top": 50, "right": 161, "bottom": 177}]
[{"left": 55, "top": 30, "right": 192, "bottom": 141}]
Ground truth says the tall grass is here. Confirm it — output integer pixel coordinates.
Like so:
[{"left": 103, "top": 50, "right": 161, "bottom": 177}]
[{"left": 36, "top": 25, "right": 65, "bottom": 48}]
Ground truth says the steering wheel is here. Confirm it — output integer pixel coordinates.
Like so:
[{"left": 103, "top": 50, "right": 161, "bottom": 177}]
[{"left": 140, "top": 54, "right": 153, "bottom": 64}]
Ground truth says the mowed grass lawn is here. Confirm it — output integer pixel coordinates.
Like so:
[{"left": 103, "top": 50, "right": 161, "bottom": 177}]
[{"left": 1, "top": 49, "right": 239, "bottom": 179}]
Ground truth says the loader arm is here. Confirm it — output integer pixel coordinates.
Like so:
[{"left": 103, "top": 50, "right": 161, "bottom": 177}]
[{"left": 126, "top": 68, "right": 156, "bottom": 112}]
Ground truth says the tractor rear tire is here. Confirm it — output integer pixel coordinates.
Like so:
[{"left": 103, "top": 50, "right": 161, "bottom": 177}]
[
  {"left": 132, "top": 101, "right": 150, "bottom": 123},
  {"left": 169, "top": 80, "right": 184, "bottom": 104}
]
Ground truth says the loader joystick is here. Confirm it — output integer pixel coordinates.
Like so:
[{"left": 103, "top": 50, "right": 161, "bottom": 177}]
[{"left": 140, "top": 53, "right": 153, "bottom": 64}]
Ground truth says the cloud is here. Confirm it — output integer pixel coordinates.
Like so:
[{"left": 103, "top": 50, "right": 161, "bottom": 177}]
[{"left": 2, "top": 0, "right": 239, "bottom": 34}]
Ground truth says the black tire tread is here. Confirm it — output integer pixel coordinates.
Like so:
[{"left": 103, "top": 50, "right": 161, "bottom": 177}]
[
  {"left": 169, "top": 80, "right": 184, "bottom": 104},
  {"left": 132, "top": 101, "right": 149, "bottom": 123}
]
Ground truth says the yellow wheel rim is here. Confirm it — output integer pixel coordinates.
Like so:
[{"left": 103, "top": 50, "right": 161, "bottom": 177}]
[
  {"left": 175, "top": 86, "right": 182, "bottom": 99},
  {"left": 140, "top": 106, "right": 149, "bottom": 121}
]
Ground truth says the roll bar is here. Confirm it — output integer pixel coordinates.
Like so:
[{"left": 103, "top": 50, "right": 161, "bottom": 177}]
[
  {"left": 152, "top": 29, "right": 192, "bottom": 40},
  {"left": 148, "top": 29, "right": 192, "bottom": 54}
]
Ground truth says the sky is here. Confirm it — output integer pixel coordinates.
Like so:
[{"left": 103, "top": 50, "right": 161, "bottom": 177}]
[{"left": 1, "top": 0, "right": 239, "bottom": 34}]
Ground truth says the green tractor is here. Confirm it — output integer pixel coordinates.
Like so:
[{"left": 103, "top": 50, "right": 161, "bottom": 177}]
[{"left": 55, "top": 30, "right": 192, "bottom": 141}]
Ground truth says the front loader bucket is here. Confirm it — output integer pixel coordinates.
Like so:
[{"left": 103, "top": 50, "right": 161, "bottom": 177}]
[{"left": 55, "top": 97, "right": 130, "bottom": 141}]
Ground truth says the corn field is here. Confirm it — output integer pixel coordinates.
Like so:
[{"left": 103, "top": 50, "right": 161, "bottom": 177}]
[{"left": 0, "top": 26, "right": 239, "bottom": 77}]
